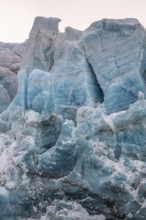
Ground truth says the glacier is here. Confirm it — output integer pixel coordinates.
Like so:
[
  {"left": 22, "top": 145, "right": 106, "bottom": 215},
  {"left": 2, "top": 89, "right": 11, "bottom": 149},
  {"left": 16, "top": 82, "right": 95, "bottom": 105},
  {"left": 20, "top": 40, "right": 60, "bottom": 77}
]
[{"left": 0, "top": 16, "right": 146, "bottom": 219}]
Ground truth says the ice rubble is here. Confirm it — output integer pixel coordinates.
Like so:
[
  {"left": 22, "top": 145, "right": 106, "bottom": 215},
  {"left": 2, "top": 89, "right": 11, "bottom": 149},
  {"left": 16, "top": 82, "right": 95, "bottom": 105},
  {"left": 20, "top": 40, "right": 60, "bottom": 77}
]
[{"left": 0, "top": 17, "right": 146, "bottom": 219}]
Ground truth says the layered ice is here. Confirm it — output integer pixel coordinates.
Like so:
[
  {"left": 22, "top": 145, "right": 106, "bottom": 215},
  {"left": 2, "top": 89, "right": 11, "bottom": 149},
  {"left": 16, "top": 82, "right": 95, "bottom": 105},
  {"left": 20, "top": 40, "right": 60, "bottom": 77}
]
[{"left": 0, "top": 17, "right": 146, "bottom": 219}]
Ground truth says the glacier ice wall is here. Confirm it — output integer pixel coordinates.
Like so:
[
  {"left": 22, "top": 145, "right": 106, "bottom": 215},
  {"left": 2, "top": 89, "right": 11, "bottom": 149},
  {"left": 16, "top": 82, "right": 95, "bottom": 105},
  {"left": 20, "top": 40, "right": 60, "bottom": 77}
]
[{"left": 0, "top": 17, "right": 146, "bottom": 219}]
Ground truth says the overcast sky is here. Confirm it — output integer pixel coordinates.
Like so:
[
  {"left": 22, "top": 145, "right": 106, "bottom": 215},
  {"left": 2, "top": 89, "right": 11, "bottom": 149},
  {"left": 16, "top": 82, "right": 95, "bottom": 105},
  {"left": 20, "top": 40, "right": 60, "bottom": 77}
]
[{"left": 0, "top": 0, "right": 146, "bottom": 43}]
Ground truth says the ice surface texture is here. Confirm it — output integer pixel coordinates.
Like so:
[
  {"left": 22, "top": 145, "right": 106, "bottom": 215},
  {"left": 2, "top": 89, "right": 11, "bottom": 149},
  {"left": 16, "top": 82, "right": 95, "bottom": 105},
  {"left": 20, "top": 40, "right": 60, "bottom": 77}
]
[
  {"left": 0, "top": 41, "right": 26, "bottom": 113},
  {"left": 1, "top": 17, "right": 146, "bottom": 219}
]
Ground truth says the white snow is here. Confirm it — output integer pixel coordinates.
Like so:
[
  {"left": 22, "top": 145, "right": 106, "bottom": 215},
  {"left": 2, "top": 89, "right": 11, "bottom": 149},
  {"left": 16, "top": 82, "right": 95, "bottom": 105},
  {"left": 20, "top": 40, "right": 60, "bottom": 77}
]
[{"left": 25, "top": 110, "right": 41, "bottom": 123}]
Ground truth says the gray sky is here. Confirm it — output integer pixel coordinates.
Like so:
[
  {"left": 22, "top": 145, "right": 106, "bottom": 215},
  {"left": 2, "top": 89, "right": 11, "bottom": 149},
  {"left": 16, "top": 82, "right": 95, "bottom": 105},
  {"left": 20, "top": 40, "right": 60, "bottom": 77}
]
[{"left": 0, "top": 0, "right": 146, "bottom": 42}]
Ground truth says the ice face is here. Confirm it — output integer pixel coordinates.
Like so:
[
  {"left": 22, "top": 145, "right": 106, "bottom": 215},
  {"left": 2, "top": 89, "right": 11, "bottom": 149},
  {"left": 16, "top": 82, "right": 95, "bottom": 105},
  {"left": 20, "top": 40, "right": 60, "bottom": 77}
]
[
  {"left": 82, "top": 19, "right": 146, "bottom": 114},
  {"left": 21, "top": 17, "right": 61, "bottom": 73},
  {"left": 1, "top": 17, "right": 146, "bottom": 219},
  {"left": 0, "top": 42, "right": 26, "bottom": 113},
  {"left": 51, "top": 27, "right": 103, "bottom": 120}
]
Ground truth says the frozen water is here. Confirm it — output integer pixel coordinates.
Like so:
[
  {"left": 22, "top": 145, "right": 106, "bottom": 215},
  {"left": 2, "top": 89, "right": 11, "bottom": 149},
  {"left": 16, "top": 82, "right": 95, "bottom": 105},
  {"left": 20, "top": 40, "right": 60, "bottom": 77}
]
[{"left": 0, "top": 17, "right": 146, "bottom": 219}]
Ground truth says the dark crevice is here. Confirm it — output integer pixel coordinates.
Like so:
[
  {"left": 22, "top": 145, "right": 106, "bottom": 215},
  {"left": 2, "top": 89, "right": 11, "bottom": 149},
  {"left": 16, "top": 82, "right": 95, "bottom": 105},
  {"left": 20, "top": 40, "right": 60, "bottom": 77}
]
[
  {"left": 87, "top": 61, "right": 104, "bottom": 103},
  {"left": 24, "top": 73, "right": 28, "bottom": 110},
  {"left": 44, "top": 39, "right": 55, "bottom": 72},
  {"left": 34, "top": 115, "right": 62, "bottom": 152},
  {"left": 139, "top": 37, "right": 146, "bottom": 87},
  {"left": 82, "top": 41, "right": 104, "bottom": 104},
  {"left": 142, "top": 69, "right": 146, "bottom": 84},
  {"left": 13, "top": 50, "right": 22, "bottom": 58}
]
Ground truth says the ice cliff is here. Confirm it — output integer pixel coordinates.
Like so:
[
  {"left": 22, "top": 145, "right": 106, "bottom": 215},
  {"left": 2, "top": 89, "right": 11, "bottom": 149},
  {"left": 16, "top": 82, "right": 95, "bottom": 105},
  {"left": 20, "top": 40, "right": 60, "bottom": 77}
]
[{"left": 0, "top": 17, "right": 146, "bottom": 219}]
